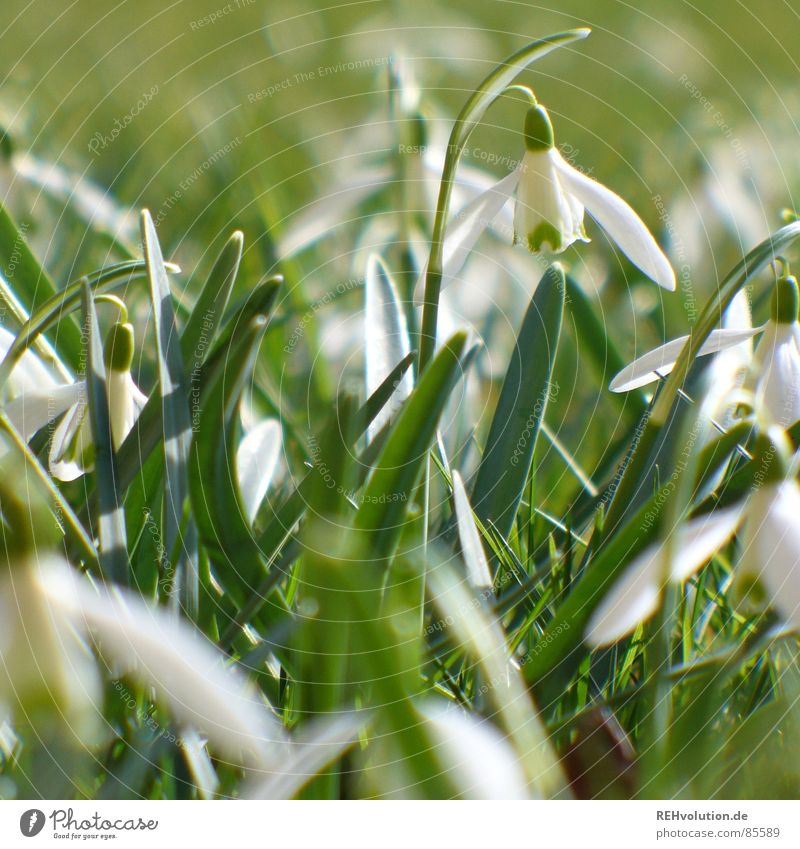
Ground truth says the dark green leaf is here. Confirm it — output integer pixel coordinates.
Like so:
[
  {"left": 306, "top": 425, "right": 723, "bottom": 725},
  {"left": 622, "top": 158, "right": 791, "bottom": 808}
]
[
  {"left": 471, "top": 263, "right": 565, "bottom": 538},
  {"left": 353, "top": 330, "right": 467, "bottom": 560},
  {"left": 81, "top": 279, "right": 127, "bottom": 584}
]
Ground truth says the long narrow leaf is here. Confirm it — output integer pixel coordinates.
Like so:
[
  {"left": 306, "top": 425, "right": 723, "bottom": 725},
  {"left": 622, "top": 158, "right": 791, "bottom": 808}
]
[
  {"left": 354, "top": 330, "right": 467, "bottom": 560},
  {"left": 365, "top": 253, "right": 413, "bottom": 440},
  {"left": 141, "top": 210, "right": 197, "bottom": 616},
  {"left": 471, "top": 264, "right": 565, "bottom": 538},
  {"left": 80, "top": 280, "right": 127, "bottom": 584}
]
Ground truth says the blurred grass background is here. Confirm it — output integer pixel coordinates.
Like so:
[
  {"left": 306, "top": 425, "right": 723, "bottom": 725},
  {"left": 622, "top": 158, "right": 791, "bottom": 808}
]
[
  {"left": 1, "top": 0, "right": 798, "bottom": 505},
  {"left": 1, "top": 2, "right": 799, "bottom": 799},
  {"left": 1, "top": 0, "right": 797, "bottom": 273}
]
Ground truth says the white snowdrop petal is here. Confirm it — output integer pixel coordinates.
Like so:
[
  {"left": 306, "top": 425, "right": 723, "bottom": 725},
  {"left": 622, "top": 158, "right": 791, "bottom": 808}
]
[
  {"left": 107, "top": 370, "right": 136, "bottom": 451},
  {"left": 3, "top": 382, "right": 84, "bottom": 442},
  {"left": 418, "top": 700, "right": 530, "bottom": 800},
  {"left": 704, "top": 290, "right": 756, "bottom": 424},
  {"left": 668, "top": 505, "right": 744, "bottom": 582},
  {"left": 0, "top": 327, "right": 60, "bottom": 396},
  {"left": 48, "top": 399, "right": 90, "bottom": 482},
  {"left": 422, "top": 147, "right": 516, "bottom": 235},
  {"left": 438, "top": 166, "right": 521, "bottom": 286},
  {"left": 585, "top": 552, "right": 662, "bottom": 648},
  {"left": 586, "top": 505, "right": 743, "bottom": 646},
  {"left": 236, "top": 418, "right": 282, "bottom": 525},
  {"left": 42, "top": 569, "right": 285, "bottom": 764},
  {"left": 245, "top": 713, "right": 365, "bottom": 799},
  {"left": 610, "top": 327, "right": 763, "bottom": 393},
  {"left": 755, "top": 323, "right": 800, "bottom": 428},
  {"left": 554, "top": 155, "right": 676, "bottom": 290},
  {"left": 747, "top": 482, "right": 800, "bottom": 629}
]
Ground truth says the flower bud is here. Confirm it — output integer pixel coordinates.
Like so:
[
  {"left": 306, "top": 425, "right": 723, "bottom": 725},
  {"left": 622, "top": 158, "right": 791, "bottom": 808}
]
[
  {"left": 523, "top": 104, "right": 555, "bottom": 152},
  {"left": 769, "top": 274, "right": 799, "bottom": 324},
  {"left": 104, "top": 321, "right": 135, "bottom": 373}
]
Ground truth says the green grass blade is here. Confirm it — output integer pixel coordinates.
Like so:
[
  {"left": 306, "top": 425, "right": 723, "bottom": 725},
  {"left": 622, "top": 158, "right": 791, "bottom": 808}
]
[
  {"left": 180, "top": 230, "right": 244, "bottom": 365},
  {"left": 189, "top": 316, "right": 269, "bottom": 603},
  {"left": 141, "top": 210, "right": 198, "bottom": 616},
  {"left": 353, "top": 330, "right": 467, "bottom": 560},
  {"left": 521, "top": 495, "right": 659, "bottom": 708}
]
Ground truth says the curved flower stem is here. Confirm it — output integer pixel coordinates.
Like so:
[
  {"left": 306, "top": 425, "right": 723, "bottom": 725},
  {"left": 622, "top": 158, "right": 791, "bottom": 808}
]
[{"left": 417, "top": 28, "right": 590, "bottom": 372}]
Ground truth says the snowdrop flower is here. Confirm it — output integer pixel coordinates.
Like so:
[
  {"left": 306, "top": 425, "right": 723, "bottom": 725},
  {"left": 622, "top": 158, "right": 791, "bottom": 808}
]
[
  {"left": 48, "top": 565, "right": 285, "bottom": 764},
  {"left": 586, "top": 432, "right": 800, "bottom": 646},
  {"left": 609, "top": 274, "right": 800, "bottom": 430},
  {"left": 50, "top": 318, "right": 147, "bottom": 481},
  {"left": 0, "top": 553, "right": 102, "bottom": 742},
  {"left": 0, "top": 543, "right": 284, "bottom": 762},
  {"left": 436, "top": 104, "right": 676, "bottom": 291},
  {"left": 752, "top": 274, "right": 800, "bottom": 428}
]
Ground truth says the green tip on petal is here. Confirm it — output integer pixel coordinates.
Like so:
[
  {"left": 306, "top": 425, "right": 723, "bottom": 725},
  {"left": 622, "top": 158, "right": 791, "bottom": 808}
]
[
  {"left": 525, "top": 221, "right": 562, "bottom": 253},
  {"left": 770, "top": 275, "right": 799, "bottom": 324},
  {"left": 104, "top": 322, "right": 135, "bottom": 373},
  {"left": 524, "top": 105, "right": 554, "bottom": 152}
]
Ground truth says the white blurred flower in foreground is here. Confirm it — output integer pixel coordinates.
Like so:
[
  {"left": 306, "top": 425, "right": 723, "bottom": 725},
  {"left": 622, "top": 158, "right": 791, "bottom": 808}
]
[
  {"left": 3, "top": 554, "right": 283, "bottom": 764},
  {"left": 435, "top": 104, "right": 676, "bottom": 292},
  {"left": 418, "top": 700, "right": 530, "bottom": 799},
  {"left": 0, "top": 555, "right": 101, "bottom": 742},
  {"left": 609, "top": 275, "right": 800, "bottom": 430},
  {"left": 586, "top": 436, "right": 800, "bottom": 647}
]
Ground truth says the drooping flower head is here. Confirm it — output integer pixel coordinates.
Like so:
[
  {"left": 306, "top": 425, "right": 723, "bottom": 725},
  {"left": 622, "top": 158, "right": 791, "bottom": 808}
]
[
  {"left": 50, "top": 314, "right": 147, "bottom": 481},
  {"left": 514, "top": 104, "right": 588, "bottom": 253},
  {"left": 754, "top": 272, "right": 800, "bottom": 429},
  {"left": 430, "top": 102, "right": 676, "bottom": 293},
  {"left": 609, "top": 271, "right": 800, "bottom": 432}
]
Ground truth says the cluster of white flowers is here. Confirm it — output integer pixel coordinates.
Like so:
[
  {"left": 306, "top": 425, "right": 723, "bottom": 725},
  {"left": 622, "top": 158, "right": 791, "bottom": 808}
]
[
  {"left": 588, "top": 273, "right": 800, "bottom": 645},
  {"left": 367, "top": 84, "right": 800, "bottom": 649},
  {"left": 438, "top": 102, "right": 676, "bottom": 293},
  {"left": 0, "top": 297, "right": 290, "bottom": 771}
]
